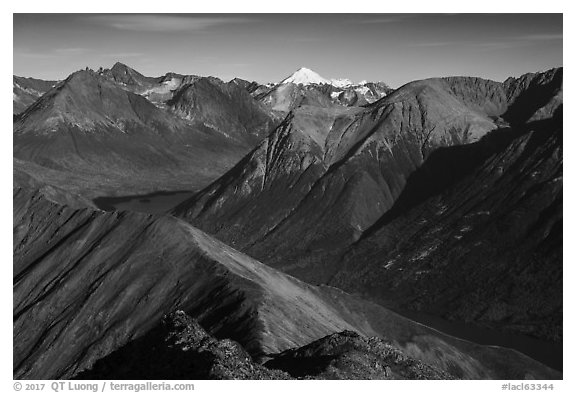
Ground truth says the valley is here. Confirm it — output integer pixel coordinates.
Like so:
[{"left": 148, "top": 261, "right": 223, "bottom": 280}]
[
  {"left": 93, "top": 190, "right": 196, "bottom": 214},
  {"left": 12, "top": 60, "right": 563, "bottom": 380}
]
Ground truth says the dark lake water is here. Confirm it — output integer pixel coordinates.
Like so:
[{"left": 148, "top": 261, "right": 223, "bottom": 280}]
[
  {"left": 395, "top": 309, "right": 562, "bottom": 372},
  {"left": 93, "top": 190, "right": 196, "bottom": 214}
]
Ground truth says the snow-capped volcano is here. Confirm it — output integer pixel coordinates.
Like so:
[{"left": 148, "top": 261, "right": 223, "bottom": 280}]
[
  {"left": 280, "top": 67, "right": 354, "bottom": 88},
  {"left": 280, "top": 67, "right": 331, "bottom": 85}
]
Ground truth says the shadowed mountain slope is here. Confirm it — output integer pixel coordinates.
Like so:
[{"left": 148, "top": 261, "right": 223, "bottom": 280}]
[
  {"left": 171, "top": 69, "right": 562, "bottom": 353},
  {"left": 13, "top": 69, "right": 275, "bottom": 204},
  {"left": 173, "top": 75, "right": 502, "bottom": 282},
  {"left": 230, "top": 77, "right": 268, "bottom": 95},
  {"left": 173, "top": 69, "right": 561, "bottom": 280},
  {"left": 442, "top": 67, "right": 562, "bottom": 124},
  {"left": 13, "top": 186, "right": 559, "bottom": 380},
  {"left": 166, "top": 77, "right": 280, "bottom": 144},
  {"left": 101, "top": 63, "right": 281, "bottom": 142},
  {"left": 331, "top": 114, "right": 563, "bottom": 343}
]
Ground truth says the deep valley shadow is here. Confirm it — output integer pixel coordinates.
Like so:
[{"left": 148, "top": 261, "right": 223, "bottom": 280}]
[
  {"left": 361, "top": 113, "right": 562, "bottom": 240},
  {"left": 94, "top": 190, "right": 196, "bottom": 214}
]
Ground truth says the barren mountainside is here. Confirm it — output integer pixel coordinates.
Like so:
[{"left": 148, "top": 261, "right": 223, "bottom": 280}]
[
  {"left": 173, "top": 74, "right": 506, "bottom": 280},
  {"left": 12, "top": 62, "right": 563, "bottom": 380},
  {"left": 13, "top": 186, "right": 559, "bottom": 380},
  {"left": 13, "top": 69, "right": 277, "bottom": 204},
  {"left": 172, "top": 68, "right": 563, "bottom": 350}
]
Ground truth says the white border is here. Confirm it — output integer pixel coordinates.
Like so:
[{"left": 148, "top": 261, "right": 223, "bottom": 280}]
[{"left": 3, "top": 2, "right": 572, "bottom": 391}]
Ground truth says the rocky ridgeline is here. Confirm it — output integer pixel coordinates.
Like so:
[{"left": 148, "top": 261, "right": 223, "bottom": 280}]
[
  {"left": 265, "top": 330, "right": 454, "bottom": 379},
  {"left": 162, "top": 311, "right": 292, "bottom": 379},
  {"left": 78, "top": 311, "right": 454, "bottom": 380}
]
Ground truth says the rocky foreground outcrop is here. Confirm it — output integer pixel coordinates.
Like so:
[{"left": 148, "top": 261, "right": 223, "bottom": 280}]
[
  {"left": 78, "top": 311, "right": 452, "bottom": 380},
  {"left": 265, "top": 330, "right": 454, "bottom": 379},
  {"left": 77, "top": 311, "right": 292, "bottom": 380}
]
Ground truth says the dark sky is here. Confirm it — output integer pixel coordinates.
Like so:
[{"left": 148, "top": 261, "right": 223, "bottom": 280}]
[{"left": 13, "top": 14, "right": 562, "bottom": 87}]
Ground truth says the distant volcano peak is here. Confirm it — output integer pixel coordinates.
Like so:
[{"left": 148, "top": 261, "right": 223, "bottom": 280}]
[
  {"left": 280, "top": 67, "right": 354, "bottom": 88},
  {"left": 280, "top": 67, "right": 331, "bottom": 86}
]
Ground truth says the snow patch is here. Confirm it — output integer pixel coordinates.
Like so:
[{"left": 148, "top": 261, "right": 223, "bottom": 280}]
[
  {"left": 330, "top": 91, "right": 342, "bottom": 99},
  {"left": 330, "top": 78, "right": 353, "bottom": 88}
]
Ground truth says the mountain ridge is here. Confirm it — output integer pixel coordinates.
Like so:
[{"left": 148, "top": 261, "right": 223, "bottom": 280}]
[
  {"left": 171, "top": 67, "right": 562, "bottom": 348},
  {"left": 12, "top": 63, "right": 563, "bottom": 380},
  {"left": 13, "top": 184, "right": 560, "bottom": 380},
  {"left": 12, "top": 68, "right": 278, "bottom": 203}
]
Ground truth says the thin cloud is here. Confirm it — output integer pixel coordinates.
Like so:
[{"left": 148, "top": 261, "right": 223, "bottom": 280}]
[
  {"left": 54, "top": 48, "right": 92, "bottom": 54},
  {"left": 85, "top": 15, "right": 252, "bottom": 32},
  {"left": 409, "top": 34, "right": 561, "bottom": 49},
  {"left": 16, "top": 47, "right": 94, "bottom": 60},
  {"left": 474, "top": 42, "right": 531, "bottom": 51},
  {"left": 353, "top": 14, "right": 419, "bottom": 24},
  {"left": 513, "top": 33, "right": 562, "bottom": 41},
  {"left": 14, "top": 51, "right": 54, "bottom": 59}
]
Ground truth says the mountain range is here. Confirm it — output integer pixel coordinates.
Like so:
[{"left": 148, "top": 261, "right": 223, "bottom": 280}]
[
  {"left": 13, "top": 76, "right": 58, "bottom": 115},
  {"left": 13, "top": 62, "right": 563, "bottom": 380}
]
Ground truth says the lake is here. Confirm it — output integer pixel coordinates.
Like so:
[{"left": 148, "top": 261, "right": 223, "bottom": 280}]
[
  {"left": 395, "top": 308, "right": 562, "bottom": 372},
  {"left": 93, "top": 190, "right": 196, "bottom": 214}
]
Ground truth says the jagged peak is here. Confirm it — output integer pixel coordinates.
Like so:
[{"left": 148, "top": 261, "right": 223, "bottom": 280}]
[
  {"left": 105, "top": 62, "right": 150, "bottom": 86},
  {"left": 111, "top": 61, "right": 135, "bottom": 72}
]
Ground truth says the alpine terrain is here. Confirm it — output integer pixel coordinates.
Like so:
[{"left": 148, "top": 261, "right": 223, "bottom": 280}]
[{"left": 13, "top": 60, "right": 563, "bottom": 381}]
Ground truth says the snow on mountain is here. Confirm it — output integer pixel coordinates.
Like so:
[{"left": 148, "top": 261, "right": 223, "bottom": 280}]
[
  {"left": 354, "top": 86, "right": 370, "bottom": 95},
  {"left": 330, "top": 78, "right": 353, "bottom": 88},
  {"left": 279, "top": 67, "right": 369, "bottom": 89},
  {"left": 280, "top": 67, "right": 331, "bottom": 85}
]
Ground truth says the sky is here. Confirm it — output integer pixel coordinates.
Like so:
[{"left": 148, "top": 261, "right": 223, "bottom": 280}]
[{"left": 13, "top": 14, "right": 563, "bottom": 88}]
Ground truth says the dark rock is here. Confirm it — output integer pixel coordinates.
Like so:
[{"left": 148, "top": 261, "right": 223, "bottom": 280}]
[
  {"left": 265, "top": 330, "right": 455, "bottom": 379},
  {"left": 77, "top": 311, "right": 291, "bottom": 380}
]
